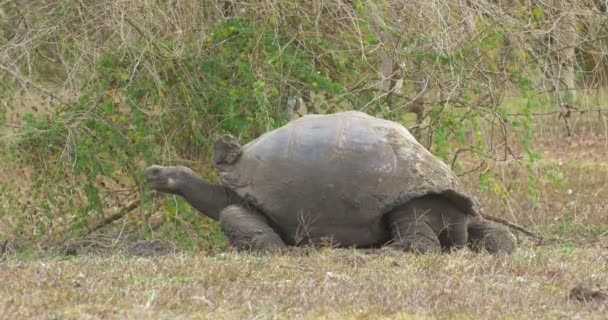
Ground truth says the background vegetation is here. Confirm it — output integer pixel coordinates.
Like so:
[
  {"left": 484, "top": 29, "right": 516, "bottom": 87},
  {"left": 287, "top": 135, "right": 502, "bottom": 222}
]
[
  {"left": 1, "top": 0, "right": 607, "bottom": 253},
  {"left": 2, "top": 1, "right": 608, "bottom": 318}
]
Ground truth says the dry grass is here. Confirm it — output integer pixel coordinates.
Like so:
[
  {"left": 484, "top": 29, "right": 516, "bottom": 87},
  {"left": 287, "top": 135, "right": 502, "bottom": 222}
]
[
  {"left": 449, "top": 110, "right": 608, "bottom": 240},
  {"left": 1, "top": 245, "right": 607, "bottom": 319},
  {"left": 3, "top": 81, "right": 608, "bottom": 320},
  {"left": 2, "top": 86, "right": 608, "bottom": 320}
]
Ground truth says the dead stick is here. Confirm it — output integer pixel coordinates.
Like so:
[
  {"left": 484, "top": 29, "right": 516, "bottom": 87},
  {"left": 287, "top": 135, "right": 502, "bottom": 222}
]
[
  {"left": 481, "top": 213, "right": 543, "bottom": 239},
  {"left": 88, "top": 198, "right": 141, "bottom": 234},
  {"left": 123, "top": 16, "right": 169, "bottom": 57},
  {"left": 509, "top": 106, "right": 608, "bottom": 118},
  {"left": 0, "top": 240, "right": 8, "bottom": 256}
]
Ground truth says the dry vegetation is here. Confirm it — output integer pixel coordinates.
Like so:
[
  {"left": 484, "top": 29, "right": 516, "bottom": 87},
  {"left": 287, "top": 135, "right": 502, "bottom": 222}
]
[
  {"left": 1, "top": 0, "right": 608, "bottom": 318},
  {"left": 1, "top": 247, "right": 607, "bottom": 319}
]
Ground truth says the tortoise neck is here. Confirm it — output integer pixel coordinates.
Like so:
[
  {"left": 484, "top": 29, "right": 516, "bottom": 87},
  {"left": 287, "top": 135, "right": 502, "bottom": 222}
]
[{"left": 175, "top": 174, "right": 239, "bottom": 221}]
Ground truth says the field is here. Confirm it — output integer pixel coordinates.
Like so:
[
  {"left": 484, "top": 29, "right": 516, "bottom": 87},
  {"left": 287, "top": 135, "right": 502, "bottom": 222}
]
[
  {"left": 2, "top": 1, "right": 608, "bottom": 318},
  {"left": 1, "top": 113, "right": 608, "bottom": 319},
  {"left": 2, "top": 89, "right": 608, "bottom": 319},
  {"left": 1, "top": 244, "right": 606, "bottom": 319}
]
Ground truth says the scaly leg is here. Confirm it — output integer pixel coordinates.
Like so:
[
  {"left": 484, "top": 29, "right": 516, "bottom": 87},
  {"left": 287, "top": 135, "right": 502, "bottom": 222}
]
[{"left": 219, "top": 205, "right": 287, "bottom": 252}]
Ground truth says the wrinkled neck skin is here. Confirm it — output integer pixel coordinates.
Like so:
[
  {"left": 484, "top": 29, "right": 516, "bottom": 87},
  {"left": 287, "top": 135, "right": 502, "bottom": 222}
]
[{"left": 173, "top": 173, "right": 240, "bottom": 221}]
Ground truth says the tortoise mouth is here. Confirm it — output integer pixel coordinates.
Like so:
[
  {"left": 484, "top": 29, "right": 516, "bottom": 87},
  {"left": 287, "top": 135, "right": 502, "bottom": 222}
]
[{"left": 144, "top": 165, "right": 163, "bottom": 181}]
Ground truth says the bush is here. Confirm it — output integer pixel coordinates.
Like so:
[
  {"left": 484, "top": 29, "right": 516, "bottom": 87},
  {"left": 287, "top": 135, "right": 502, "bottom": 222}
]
[{"left": 1, "top": 0, "right": 605, "bottom": 251}]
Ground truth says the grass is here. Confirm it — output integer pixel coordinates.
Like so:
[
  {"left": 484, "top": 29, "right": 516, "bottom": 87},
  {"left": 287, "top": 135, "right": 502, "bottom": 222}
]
[
  {"left": 2, "top": 102, "right": 608, "bottom": 319},
  {"left": 2, "top": 104, "right": 608, "bottom": 319},
  {"left": 1, "top": 246, "right": 607, "bottom": 319}
]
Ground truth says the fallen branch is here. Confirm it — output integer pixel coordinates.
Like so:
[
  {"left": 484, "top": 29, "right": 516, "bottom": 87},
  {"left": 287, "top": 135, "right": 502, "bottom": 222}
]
[
  {"left": 0, "top": 240, "right": 8, "bottom": 257},
  {"left": 0, "top": 63, "right": 70, "bottom": 105},
  {"left": 123, "top": 16, "right": 170, "bottom": 58},
  {"left": 508, "top": 106, "right": 608, "bottom": 118},
  {"left": 88, "top": 198, "right": 141, "bottom": 234},
  {"left": 481, "top": 213, "right": 543, "bottom": 239}
]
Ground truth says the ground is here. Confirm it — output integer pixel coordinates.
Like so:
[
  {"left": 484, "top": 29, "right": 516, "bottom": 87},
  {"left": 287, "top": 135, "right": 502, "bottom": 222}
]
[{"left": 1, "top": 245, "right": 607, "bottom": 319}]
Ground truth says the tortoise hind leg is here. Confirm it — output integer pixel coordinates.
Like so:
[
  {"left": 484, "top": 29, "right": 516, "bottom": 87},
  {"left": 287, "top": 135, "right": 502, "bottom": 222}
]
[
  {"left": 467, "top": 217, "right": 517, "bottom": 254},
  {"left": 385, "top": 195, "right": 471, "bottom": 253},
  {"left": 437, "top": 217, "right": 468, "bottom": 252},
  {"left": 219, "top": 205, "right": 287, "bottom": 252},
  {"left": 385, "top": 205, "right": 441, "bottom": 253}
]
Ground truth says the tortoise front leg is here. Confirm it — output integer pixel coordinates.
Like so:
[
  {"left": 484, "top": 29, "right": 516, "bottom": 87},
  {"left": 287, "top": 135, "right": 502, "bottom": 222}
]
[{"left": 219, "top": 205, "right": 288, "bottom": 252}]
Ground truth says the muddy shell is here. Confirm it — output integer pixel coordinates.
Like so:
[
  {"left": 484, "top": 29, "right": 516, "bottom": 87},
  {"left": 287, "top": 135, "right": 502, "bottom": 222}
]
[{"left": 216, "top": 111, "right": 483, "bottom": 246}]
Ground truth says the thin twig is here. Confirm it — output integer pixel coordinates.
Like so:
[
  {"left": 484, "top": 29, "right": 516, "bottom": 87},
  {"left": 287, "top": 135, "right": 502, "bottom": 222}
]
[
  {"left": 0, "top": 240, "right": 8, "bottom": 257},
  {"left": 123, "top": 16, "right": 170, "bottom": 58},
  {"left": 509, "top": 106, "right": 608, "bottom": 118},
  {"left": 0, "top": 63, "right": 69, "bottom": 105},
  {"left": 558, "top": 101, "right": 574, "bottom": 137},
  {"left": 88, "top": 198, "right": 141, "bottom": 234},
  {"left": 481, "top": 213, "right": 542, "bottom": 239}
]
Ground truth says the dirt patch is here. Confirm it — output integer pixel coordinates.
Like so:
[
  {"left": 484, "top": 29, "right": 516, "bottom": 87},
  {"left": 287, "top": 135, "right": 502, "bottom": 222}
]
[
  {"left": 126, "top": 239, "right": 178, "bottom": 257},
  {"left": 1, "top": 85, "right": 76, "bottom": 228},
  {"left": 535, "top": 133, "right": 608, "bottom": 163},
  {"left": 569, "top": 285, "right": 608, "bottom": 303},
  {"left": 0, "top": 160, "right": 35, "bottom": 236},
  {"left": 5, "top": 85, "right": 78, "bottom": 128}
]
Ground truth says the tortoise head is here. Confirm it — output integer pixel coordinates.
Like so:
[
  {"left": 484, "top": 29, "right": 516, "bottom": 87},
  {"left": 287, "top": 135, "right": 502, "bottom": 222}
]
[{"left": 213, "top": 134, "right": 243, "bottom": 166}]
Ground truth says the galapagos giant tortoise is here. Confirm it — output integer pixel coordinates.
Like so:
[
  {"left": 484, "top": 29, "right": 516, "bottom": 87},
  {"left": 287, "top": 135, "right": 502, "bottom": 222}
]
[{"left": 145, "top": 111, "right": 516, "bottom": 254}]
